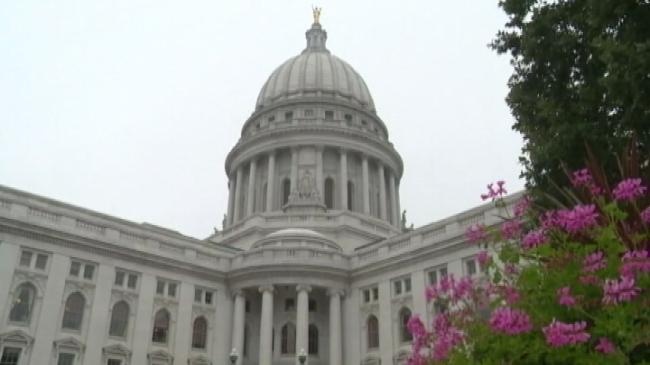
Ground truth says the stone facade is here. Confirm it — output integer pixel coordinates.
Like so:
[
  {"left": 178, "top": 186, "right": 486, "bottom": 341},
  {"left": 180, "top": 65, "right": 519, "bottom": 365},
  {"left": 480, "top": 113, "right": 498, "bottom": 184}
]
[{"left": 0, "top": 19, "right": 523, "bottom": 365}]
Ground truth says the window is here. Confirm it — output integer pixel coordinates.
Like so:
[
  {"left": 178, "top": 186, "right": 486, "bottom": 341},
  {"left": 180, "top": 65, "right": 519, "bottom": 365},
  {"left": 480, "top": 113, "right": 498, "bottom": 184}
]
[
  {"left": 267, "top": 115, "right": 275, "bottom": 123},
  {"left": 372, "top": 287, "right": 379, "bottom": 301},
  {"left": 304, "top": 109, "right": 314, "bottom": 117},
  {"left": 284, "top": 111, "right": 293, "bottom": 121},
  {"left": 194, "top": 288, "right": 203, "bottom": 303},
  {"left": 308, "top": 299, "right": 317, "bottom": 312},
  {"left": 393, "top": 277, "right": 412, "bottom": 297},
  {"left": 9, "top": 282, "right": 36, "bottom": 324},
  {"left": 399, "top": 307, "right": 413, "bottom": 342},
  {"left": 362, "top": 286, "right": 379, "bottom": 303},
  {"left": 62, "top": 292, "right": 85, "bottom": 330},
  {"left": 156, "top": 281, "right": 165, "bottom": 295},
  {"left": 194, "top": 288, "right": 214, "bottom": 305},
  {"left": 282, "top": 178, "right": 291, "bottom": 206},
  {"left": 324, "top": 178, "right": 334, "bottom": 209},
  {"left": 107, "top": 360, "right": 122, "bottom": 365},
  {"left": 192, "top": 316, "right": 208, "bottom": 349},
  {"left": 70, "top": 262, "right": 81, "bottom": 277},
  {"left": 344, "top": 113, "right": 353, "bottom": 122},
  {"left": 284, "top": 298, "right": 295, "bottom": 312},
  {"left": 167, "top": 283, "right": 177, "bottom": 297},
  {"left": 57, "top": 353, "right": 75, "bottom": 365},
  {"left": 18, "top": 249, "right": 48, "bottom": 270},
  {"left": 127, "top": 274, "right": 137, "bottom": 289},
  {"left": 115, "top": 270, "right": 138, "bottom": 290},
  {"left": 152, "top": 309, "right": 170, "bottom": 344},
  {"left": 109, "top": 301, "right": 129, "bottom": 338},
  {"left": 405, "top": 277, "right": 412, "bottom": 292},
  {"left": 69, "top": 260, "right": 95, "bottom": 281},
  {"left": 281, "top": 323, "right": 296, "bottom": 354},
  {"left": 347, "top": 181, "right": 354, "bottom": 210},
  {"left": 324, "top": 110, "right": 334, "bottom": 120},
  {"left": 19, "top": 251, "right": 32, "bottom": 267},
  {"left": 0, "top": 347, "right": 21, "bottom": 365},
  {"left": 367, "top": 315, "right": 379, "bottom": 349},
  {"left": 465, "top": 258, "right": 477, "bottom": 277},
  {"left": 34, "top": 254, "right": 48, "bottom": 270},
  {"left": 363, "top": 289, "right": 370, "bottom": 303},
  {"left": 427, "top": 266, "right": 448, "bottom": 285},
  {"left": 205, "top": 291, "right": 213, "bottom": 305},
  {"left": 114, "top": 271, "right": 125, "bottom": 286},
  {"left": 155, "top": 279, "right": 177, "bottom": 298},
  {"left": 83, "top": 265, "right": 95, "bottom": 280},
  {"left": 245, "top": 300, "right": 251, "bottom": 313},
  {"left": 308, "top": 324, "right": 318, "bottom": 355},
  {"left": 394, "top": 281, "right": 402, "bottom": 296}
]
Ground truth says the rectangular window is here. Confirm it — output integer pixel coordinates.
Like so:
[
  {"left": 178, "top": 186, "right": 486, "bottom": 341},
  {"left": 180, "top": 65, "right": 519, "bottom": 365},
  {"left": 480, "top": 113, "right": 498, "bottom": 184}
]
[
  {"left": 440, "top": 267, "right": 448, "bottom": 278},
  {"left": 304, "top": 109, "right": 314, "bottom": 117},
  {"left": 107, "top": 359, "right": 122, "bottom": 365},
  {"left": 285, "top": 111, "right": 293, "bottom": 121},
  {"left": 35, "top": 253, "right": 48, "bottom": 270},
  {"left": 115, "top": 271, "right": 125, "bottom": 286},
  {"left": 0, "top": 347, "right": 21, "bottom": 365},
  {"left": 57, "top": 353, "right": 75, "bottom": 365},
  {"left": 194, "top": 288, "right": 203, "bottom": 303},
  {"left": 372, "top": 287, "right": 379, "bottom": 301},
  {"left": 393, "top": 281, "right": 402, "bottom": 296},
  {"left": 19, "top": 251, "right": 32, "bottom": 267},
  {"left": 245, "top": 300, "right": 251, "bottom": 313},
  {"left": 156, "top": 281, "right": 165, "bottom": 295},
  {"left": 205, "top": 291, "right": 213, "bottom": 305},
  {"left": 363, "top": 289, "right": 370, "bottom": 303},
  {"left": 325, "top": 110, "right": 334, "bottom": 120},
  {"left": 267, "top": 115, "right": 275, "bottom": 123},
  {"left": 466, "top": 259, "right": 477, "bottom": 277},
  {"left": 127, "top": 274, "right": 138, "bottom": 289},
  {"left": 344, "top": 114, "right": 353, "bottom": 123},
  {"left": 427, "top": 266, "right": 448, "bottom": 285},
  {"left": 70, "top": 261, "right": 82, "bottom": 277},
  {"left": 285, "top": 298, "right": 295, "bottom": 311},
  {"left": 83, "top": 264, "right": 95, "bottom": 280},
  {"left": 167, "top": 283, "right": 177, "bottom": 297},
  {"left": 404, "top": 277, "right": 412, "bottom": 293}
]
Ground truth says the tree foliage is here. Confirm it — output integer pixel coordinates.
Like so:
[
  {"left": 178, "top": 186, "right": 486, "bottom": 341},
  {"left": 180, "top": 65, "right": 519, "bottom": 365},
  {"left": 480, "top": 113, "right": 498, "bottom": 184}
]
[{"left": 491, "top": 0, "right": 650, "bottom": 193}]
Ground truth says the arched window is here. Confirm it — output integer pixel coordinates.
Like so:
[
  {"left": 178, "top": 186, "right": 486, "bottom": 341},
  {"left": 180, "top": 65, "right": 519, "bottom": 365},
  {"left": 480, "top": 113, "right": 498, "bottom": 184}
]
[
  {"left": 324, "top": 177, "right": 334, "bottom": 209},
  {"left": 109, "top": 301, "right": 129, "bottom": 337},
  {"left": 367, "top": 315, "right": 379, "bottom": 349},
  {"left": 308, "top": 324, "right": 318, "bottom": 355},
  {"left": 9, "top": 282, "right": 36, "bottom": 324},
  {"left": 347, "top": 181, "right": 355, "bottom": 210},
  {"left": 399, "top": 307, "right": 413, "bottom": 342},
  {"left": 282, "top": 178, "right": 291, "bottom": 206},
  {"left": 152, "top": 309, "right": 170, "bottom": 343},
  {"left": 281, "top": 322, "right": 296, "bottom": 354},
  {"left": 62, "top": 292, "right": 85, "bottom": 330},
  {"left": 192, "top": 316, "right": 208, "bottom": 349}
]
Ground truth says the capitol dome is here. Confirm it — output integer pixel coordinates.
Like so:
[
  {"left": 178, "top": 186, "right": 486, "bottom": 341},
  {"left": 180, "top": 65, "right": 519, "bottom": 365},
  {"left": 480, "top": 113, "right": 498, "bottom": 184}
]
[{"left": 255, "top": 23, "right": 375, "bottom": 113}]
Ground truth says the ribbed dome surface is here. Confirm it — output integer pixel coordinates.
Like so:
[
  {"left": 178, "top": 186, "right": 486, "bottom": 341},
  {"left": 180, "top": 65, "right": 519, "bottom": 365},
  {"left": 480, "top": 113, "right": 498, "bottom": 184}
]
[{"left": 255, "top": 23, "right": 375, "bottom": 112}]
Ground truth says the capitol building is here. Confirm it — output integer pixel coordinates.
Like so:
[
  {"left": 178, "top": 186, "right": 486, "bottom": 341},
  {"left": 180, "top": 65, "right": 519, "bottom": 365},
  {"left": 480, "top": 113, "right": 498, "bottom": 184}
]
[{"left": 0, "top": 16, "right": 519, "bottom": 365}]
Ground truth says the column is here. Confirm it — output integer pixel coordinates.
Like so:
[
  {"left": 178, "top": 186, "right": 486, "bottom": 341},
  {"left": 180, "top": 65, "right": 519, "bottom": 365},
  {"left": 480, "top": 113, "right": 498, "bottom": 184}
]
[
  {"left": 316, "top": 146, "right": 324, "bottom": 199},
  {"left": 214, "top": 289, "right": 234, "bottom": 365},
  {"left": 378, "top": 280, "right": 394, "bottom": 365},
  {"left": 231, "top": 291, "right": 246, "bottom": 365},
  {"left": 0, "top": 242, "right": 19, "bottom": 312},
  {"left": 295, "top": 285, "right": 311, "bottom": 365},
  {"left": 389, "top": 171, "right": 399, "bottom": 227},
  {"left": 227, "top": 175, "right": 236, "bottom": 226},
  {"left": 291, "top": 147, "right": 299, "bottom": 194},
  {"left": 131, "top": 273, "right": 156, "bottom": 364},
  {"left": 339, "top": 150, "right": 348, "bottom": 210},
  {"left": 266, "top": 152, "right": 276, "bottom": 212},
  {"left": 83, "top": 264, "right": 115, "bottom": 364},
  {"left": 362, "top": 155, "right": 370, "bottom": 214},
  {"left": 30, "top": 254, "right": 68, "bottom": 365},
  {"left": 247, "top": 158, "right": 257, "bottom": 215},
  {"left": 173, "top": 282, "right": 194, "bottom": 364},
  {"left": 233, "top": 166, "right": 244, "bottom": 222},
  {"left": 378, "top": 164, "right": 388, "bottom": 221},
  {"left": 328, "top": 289, "right": 343, "bottom": 365},
  {"left": 258, "top": 285, "right": 274, "bottom": 365}
]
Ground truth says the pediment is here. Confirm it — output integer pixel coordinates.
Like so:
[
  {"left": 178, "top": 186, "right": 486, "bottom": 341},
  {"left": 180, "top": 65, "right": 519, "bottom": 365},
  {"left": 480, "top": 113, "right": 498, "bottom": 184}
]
[
  {"left": 103, "top": 343, "right": 131, "bottom": 357},
  {"left": 188, "top": 354, "right": 211, "bottom": 365},
  {"left": 0, "top": 329, "right": 34, "bottom": 346},
  {"left": 54, "top": 337, "right": 85, "bottom": 352},
  {"left": 362, "top": 355, "right": 381, "bottom": 365},
  {"left": 148, "top": 349, "right": 173, "bottom": 361}
]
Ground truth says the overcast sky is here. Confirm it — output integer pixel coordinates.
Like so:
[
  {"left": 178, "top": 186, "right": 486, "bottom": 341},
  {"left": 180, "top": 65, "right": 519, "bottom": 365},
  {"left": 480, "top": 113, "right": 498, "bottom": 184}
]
[{"left": 0, "top": 0, "right": 525, "bottom": 238}]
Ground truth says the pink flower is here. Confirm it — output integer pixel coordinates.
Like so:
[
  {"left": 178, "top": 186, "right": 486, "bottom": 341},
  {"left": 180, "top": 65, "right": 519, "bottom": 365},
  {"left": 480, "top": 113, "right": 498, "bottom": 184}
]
[
  {"left": 557, "top": 287, "right": 576, "bottom": 307},
  {"left": 513, "top": 195, "right": 532, "bottom": 217},
  {"left": 466, "top": 224, "right": 488, "bottom": 244},
  {"left": 407, "top": 314, "right": 428, "bottom": 354},
  {"left": 620, "top": 249, "right": 650, "bottom": 277},
  {"left": 641, "top": 206, "right": 650, "bottom": 224},
  {"left": 503, "top": 286, "right": 520, "bottom": 304},
  {"left": 431, "top": 314, "right": 464, "bottom": 361},
  {"left": 556, "top": 204, "right": 599, "bottom": 233},
  {"left": 522, "top": 229, "right": 548, "bottom": 249},
  {"left": 481, "top": 180, "right": 507, "bottom": 201},
  {"left": 579, "top": 274, "right": 600, "bottom": 286},
  {"left": 542, "top": 320, "right": 590, "bottom": 347},
  {"left": 425, "top": 285, "right": 438, "bottom": 302},
  {"left": 501, "top": 219, "right": 522, "bottom": 239},
  {"left": 540, "top": 210, "right": 561, "bottom": 229},
  {"left": 613, "top": 178, "right": 647, "bottom": 201},
  {"left": 603, "top": 276, "right": 640, "bottom": 305},
  {"left": 570, "top": 168, "right": 602, "bottom": 195},
  {"left": 595, "top": 337, "right": 616, "bottom": 354},
  {"left": 477, "top": 250, "right": 491, "bottom": 268},
  {"left": 583, "top": 251, "right": 607, "bottom": 273},
  {"left": 451, "top": 276, "right": 474, "bottom": 301},
  {"left": 504, "top": 263, "right": 518, "bottom": 276},
  {"left": 489, "top": 307, "right": 533, "bottom": 335}
]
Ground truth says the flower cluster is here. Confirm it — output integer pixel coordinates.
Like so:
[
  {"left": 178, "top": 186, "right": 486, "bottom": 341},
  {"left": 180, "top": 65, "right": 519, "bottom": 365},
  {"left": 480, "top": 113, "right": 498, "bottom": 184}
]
[
  {"left": 481, "top": 180, "right": 507, "bottom": 201},
  {"left": 513, "top": 195, "right": 532, "bottom": 217},
  {"left": 582, "top": 251, "right": 606, "bottom": 273},
  {"left": 465, "top": 223, "right": 487, "bottom": 244},
  {"left": 522, "top": 228, "right": 547, "bottom": 249},
  {"left": 612, "top": 178, "right": 647, "bottom": 201},
  {"left": 500, "top": 219, "right": 521, "bottom": 239},
  {"left": 571, "top": 168, "right": 602, "bottom": 195},
  {"left": 620, "top": 249, "right": 650, "bottom": 277},
  {"left": 595, "top": 338, "right": 616, "bottom": 354},
  {"left": 489, "top": 307, "right": 533, "bottom": 335},
  {"left": 556, "top": 204, "right": 599, "bottom": 233},
  {"left": 431, "top": 314, "right": 464, "bottom": 361},
  {"left": 476, "top": 250, "right": 491, "bottom": 268},
  {"left": 542, "top": 320, "right": 590, "bottom": 347},
  {"left": 642, "top": 206, "right": 650, "bottom": 224},
  {"left": 426, "top": 274, "right": 475, "bottom": 304},
  {"left": 557, "top": 286, "right": 576, "bottom": 307},
  {"left": 602, "top": 276, "right": 640, "bottom": 305}
]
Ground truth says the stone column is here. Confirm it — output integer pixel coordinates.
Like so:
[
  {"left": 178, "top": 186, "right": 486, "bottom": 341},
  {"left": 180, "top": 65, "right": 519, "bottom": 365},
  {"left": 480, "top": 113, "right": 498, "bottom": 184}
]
[
  {"left": 233, "top": 166, "right": 244, "bottom": 222},
  {"left": 83, "top": 264, "right": 115, "bottom": 364},
  {"left": 316, "top": 146, "right": 324, "bottom": 199},
  {"left": 231, "top": 291, "right": 246, "bottom": 365},
  {"left": 291, "top": 147, "right": 299, "bottom": 194},
  {"left": 378, "top": 164, "right": 388, "bottom": 221},
  {"left": 258, "top": 285, "right": 274, "bottom": 365},
  {"left": 389, "top": 171, "right": 399, "bottom": 227},
  {"left": 227, "top": 175, "right": 236, "bottom": 226},
  {"left": 247, "top": 158, "right": 257, "bottom": 215},
  {"left": 173, "top": 282, "right": 194, "bottom": 364},
  {"left": 362, "top": 155, "right": 370, "bottom": 214},
  {"left": 339, "top": 149, "right": 348, "bottom": 210},
  {"left": 266, "top": 151, "right": 276, "bottom": 212},
  {"left": 328, "top": 289, "right": 344, "bottom": 365},
  {"left": 131, "top": 273, "right": 156, "bottom": 364},
  {"left": 296, "top": 285, "right": 311, "bottom": 365}
]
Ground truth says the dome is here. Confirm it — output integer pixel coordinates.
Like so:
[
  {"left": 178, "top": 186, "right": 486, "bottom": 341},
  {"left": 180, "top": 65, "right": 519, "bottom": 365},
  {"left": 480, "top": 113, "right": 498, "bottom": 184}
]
[
  {"left": 255, "top": 23, "right": 375, "bottom": 113},
  {"left": 251, "top": 228, "right": 342, "bottom": 251}
]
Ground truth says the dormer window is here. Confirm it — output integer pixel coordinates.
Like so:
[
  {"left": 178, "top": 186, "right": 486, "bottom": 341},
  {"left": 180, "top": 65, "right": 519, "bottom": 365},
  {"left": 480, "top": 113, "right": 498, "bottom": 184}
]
[
  {"left": 304, "top": 109, "right": 314, "bottom": 117},
  {"left": 325, "top": 110, "right": 334, "bottom": 120},
  {"left": 344, "top": 114, "right": 353, "bottom": 124}
]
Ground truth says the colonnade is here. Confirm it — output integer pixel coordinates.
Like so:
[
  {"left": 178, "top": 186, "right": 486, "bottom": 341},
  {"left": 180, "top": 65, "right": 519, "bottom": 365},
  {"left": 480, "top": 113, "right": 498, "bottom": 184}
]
[
  {"left": 227, "top": 147, "right": 401, "bottom": 227},
  {"left": 230, "top": 285, "right": 344, "bottom": 365}
]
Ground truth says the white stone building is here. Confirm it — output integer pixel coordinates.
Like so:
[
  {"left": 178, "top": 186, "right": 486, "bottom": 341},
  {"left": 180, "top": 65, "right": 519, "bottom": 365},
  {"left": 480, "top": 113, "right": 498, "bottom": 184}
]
[{"left": 0, "top": 18, "right": 521, "bottom": 365}]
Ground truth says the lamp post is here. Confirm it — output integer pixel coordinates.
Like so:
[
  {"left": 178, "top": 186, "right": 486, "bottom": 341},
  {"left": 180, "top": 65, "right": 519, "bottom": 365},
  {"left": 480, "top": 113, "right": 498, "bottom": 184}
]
[
  {"left": 297, "top": 348, "right": 307, "bottom": 364},
  {"left": 229, "top": 348, "right": 239, "bottom": 365}
]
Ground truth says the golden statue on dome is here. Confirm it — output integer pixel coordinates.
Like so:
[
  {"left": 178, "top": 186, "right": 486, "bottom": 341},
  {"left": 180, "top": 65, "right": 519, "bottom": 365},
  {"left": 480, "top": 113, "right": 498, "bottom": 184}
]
[{"left": 312, "top": 6, "right": 322, "bottom": 24}]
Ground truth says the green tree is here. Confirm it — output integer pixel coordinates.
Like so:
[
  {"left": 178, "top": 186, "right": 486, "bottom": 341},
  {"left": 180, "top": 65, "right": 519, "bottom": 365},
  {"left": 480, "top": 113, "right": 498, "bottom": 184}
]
[{"left": 491, "top": 0, "right": 650, "bottom": 194}]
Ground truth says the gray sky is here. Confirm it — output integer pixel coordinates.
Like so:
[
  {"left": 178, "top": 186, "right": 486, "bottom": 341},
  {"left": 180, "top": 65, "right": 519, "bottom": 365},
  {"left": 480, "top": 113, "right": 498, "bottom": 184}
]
[{"left": 0, "top": 0, "right": 525, "bottom": 238}]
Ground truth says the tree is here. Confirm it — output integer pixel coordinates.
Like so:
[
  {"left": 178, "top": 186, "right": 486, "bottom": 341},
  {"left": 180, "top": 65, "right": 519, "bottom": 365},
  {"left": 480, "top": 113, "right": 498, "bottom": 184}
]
[{"left": 491, "top": 0, "right": 650, "bottom": 194}]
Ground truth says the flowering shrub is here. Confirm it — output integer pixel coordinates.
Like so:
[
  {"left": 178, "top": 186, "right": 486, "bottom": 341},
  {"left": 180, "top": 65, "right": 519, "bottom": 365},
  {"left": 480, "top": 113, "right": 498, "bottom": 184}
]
[{"left": 408, "top": 171, "right": 649, "bottom": 364}]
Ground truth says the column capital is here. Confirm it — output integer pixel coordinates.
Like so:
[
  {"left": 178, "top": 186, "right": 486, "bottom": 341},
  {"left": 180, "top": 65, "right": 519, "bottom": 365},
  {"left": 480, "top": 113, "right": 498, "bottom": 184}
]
[
  {"left": 296, "top": 284, "right": 312, "bottom": 293},
  {"left": 339, "top": 147, "right": 348, "bottom": 155},
  {"left": 267, "top": 148, "right": 276, "bottom": 157},
  {"left": 315, "top": 144, "right": 325, "bottom": 152},
  {"left": 326, "top": 288, "right": 345, "bottom": 298},
  {"left": 258, "top": 285, "right": 275, "bottom": 294},
  {"left": 231, "top": 289, "right": 246, "bottom": 299}
]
